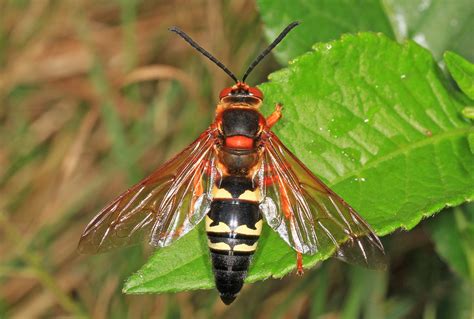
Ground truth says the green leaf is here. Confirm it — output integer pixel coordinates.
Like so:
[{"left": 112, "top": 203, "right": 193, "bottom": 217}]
[
  {"left": 258, "top": 0, "right": 474, "bottom": 64},
  {"left": 444, "top": 51, "right": 474, "bottom": 100},
  {"left": 124, "top": 33, "right": 474, "bottom": 294},
  {"left": 462, "top": 107, "right": 474, "bottom": 120},
  {"left": 385, "top": 0, "right": 474, "bottom": 62},
  {"left": 468, "top": 132, "right": 474, "bottom": 154},
  {"left": 428, "top": 204, "right": 474, "bottom": 281},
  {"left": 123, "top": 227, "right": 214, "bottom": 293},
  {"left": 257, "top": 0, "right": 395, "bottom": 63}
]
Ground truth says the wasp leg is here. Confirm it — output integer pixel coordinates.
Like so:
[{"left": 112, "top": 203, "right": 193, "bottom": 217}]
[
  {"left": 276, "top": 176, "right": 293, "bottom": 220},
  {"left": 263, "top": 161, "right": 291, "bottom": 187},
  {"left": 274, "top": 175, "right": 305, "bottom": 275},
  {"left": 296, "top": 251, "right": 304, "bottom": 275},
  {"left": 266, "top": 103, "right": 283, "bottom": 129}
]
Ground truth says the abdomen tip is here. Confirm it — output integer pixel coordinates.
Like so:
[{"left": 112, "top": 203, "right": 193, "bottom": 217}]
[{"left": 220, "top": 294, "right": 237, "bottom": 305}]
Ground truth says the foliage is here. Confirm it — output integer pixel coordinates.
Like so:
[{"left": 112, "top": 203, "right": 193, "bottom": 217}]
[
  {"left": 1, "top": 0, "right": 473, "bottom": 318},
  {"left": 445, "top": 51, "right": 474, "bottom": 100},
  {"left": 125, "top": 30, "right": 474, "bottom": 293},
  {"left": 258, "top": 0, "right": 474, "bottom": 63}
]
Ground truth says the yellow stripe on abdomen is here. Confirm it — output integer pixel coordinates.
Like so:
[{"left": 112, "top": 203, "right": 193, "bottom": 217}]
[
  {"left": 206, "top": 215, "right": 231, "bottom": 233},
  {"left": 211, "top": 186, "right": 261, "bottom": 202},
  {"left": 235, "top": 220, "right": 262, "bottom": 236},
  {"left": 238, "top": 189, "right": 261, "bottom": 202},
  {"left": 208, "top": 240, "right": 231, "bottom": 251},
  {"left": 207, "top": 240, "right": 258, "bottom": 253},
  {"left": 212, "top": 187, "right": 233, "bottom": 199}
]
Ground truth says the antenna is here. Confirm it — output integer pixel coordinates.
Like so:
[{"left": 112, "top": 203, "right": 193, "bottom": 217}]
[
  {"left": 169, "top": 26, "right": 238, "bottom": 83},
  {"left": 170, "top": 22, "right": 300, "bottom": 84},
  {"left": 242, "top": 21, "right": 300, "bottom": 82}
]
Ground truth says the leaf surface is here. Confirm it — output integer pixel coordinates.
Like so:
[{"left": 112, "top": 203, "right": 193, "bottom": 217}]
[
  {"left": 445, "top": 51, "right": 474, "bottom": 100},
  {"left": 124, "top": 33, "right": 474, "bottom": 294},
  {"left": 256, "top": 0, "right": 394, "bottom": 63},
  {"left": 258, "top": 0, "right": 474, "bottom": 63},
  {"left": 385, "top": 0, "right": 474, "bottom": 62}
]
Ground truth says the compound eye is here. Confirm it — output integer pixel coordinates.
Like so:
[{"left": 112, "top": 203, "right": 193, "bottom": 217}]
[
  {"left": 219, "top": 87, "right": 233, "bottom": 100},
  {"left": 248, "top": 87, "right": 263, "bottom": 100}
]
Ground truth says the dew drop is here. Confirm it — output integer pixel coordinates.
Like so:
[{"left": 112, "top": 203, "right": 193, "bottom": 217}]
[
  {"left": 364, "top": 118, "right": 369, "bottom": 123},
  {"left": 326, "top": 44, "right": 332, "bottom": 50},
  {"left": 400, "top": 74, "right": 406, "bottom": 79}
]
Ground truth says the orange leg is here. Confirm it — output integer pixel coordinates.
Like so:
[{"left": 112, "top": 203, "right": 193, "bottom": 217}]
[
  {"left": 276, "top": 178, "right": 292, "bottom": 220},
  {"left": 296, "top": 251, "right": 304, "bottom": 275},
  {"left": 263, "top": 162, "right": 291, "bottom": 187},
  {"left": 275, "top": 176, "right": 304, "bottom": 275},
  {"left": 264, "top": 175, "right": 278, "bottom": 186},
  {"left": 266, "top": 103, "right": 283, "bottom": 129}
]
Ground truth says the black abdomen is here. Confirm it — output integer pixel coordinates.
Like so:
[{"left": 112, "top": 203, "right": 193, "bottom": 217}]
[{"left": 206, "top": 176, "right": 262, "bottom": 304}]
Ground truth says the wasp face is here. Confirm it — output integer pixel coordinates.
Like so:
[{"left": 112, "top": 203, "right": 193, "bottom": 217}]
[{"left": 219, "top": 82, "right": 263, "bottom": 108}]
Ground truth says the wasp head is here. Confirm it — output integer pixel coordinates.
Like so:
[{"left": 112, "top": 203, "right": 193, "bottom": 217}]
[{"left": 218, "top": 81, "right": 263, "bottom": 107}]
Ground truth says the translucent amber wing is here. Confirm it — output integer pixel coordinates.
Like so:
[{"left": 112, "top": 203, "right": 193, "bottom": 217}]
[
  {"left": 78, "top": 128, "right": 219, "bottom": 253},
  {"left": 258, "top": 131, "right": 386, "bottom": 269}
]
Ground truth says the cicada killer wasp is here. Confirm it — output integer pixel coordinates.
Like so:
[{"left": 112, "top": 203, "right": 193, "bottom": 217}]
[{"left": 79, "top": 22, "right": 386, "bottom": 305}]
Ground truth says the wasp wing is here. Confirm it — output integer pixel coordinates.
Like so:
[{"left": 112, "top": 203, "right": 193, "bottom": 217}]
[
  {"left": 258, "top": 131, "right": 386, "bottom": 269},
  {"left": 78, "top": 128, "right": 219, "bottom": 253}
]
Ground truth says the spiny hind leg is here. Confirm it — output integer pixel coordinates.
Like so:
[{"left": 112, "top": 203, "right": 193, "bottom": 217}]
[
  {"left": 296, "top": 251, "right": 304, "bottom": 275},
  {"left": 266, "top": 103, "right": 283, "bottom": 129},
  {"left": 275, "top": 176, "right": 305, "bottom": 275}
]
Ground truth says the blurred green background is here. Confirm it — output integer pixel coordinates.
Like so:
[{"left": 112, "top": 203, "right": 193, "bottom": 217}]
[{"left": 0, "top": 1, "right": 472, "bottom": 318}]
